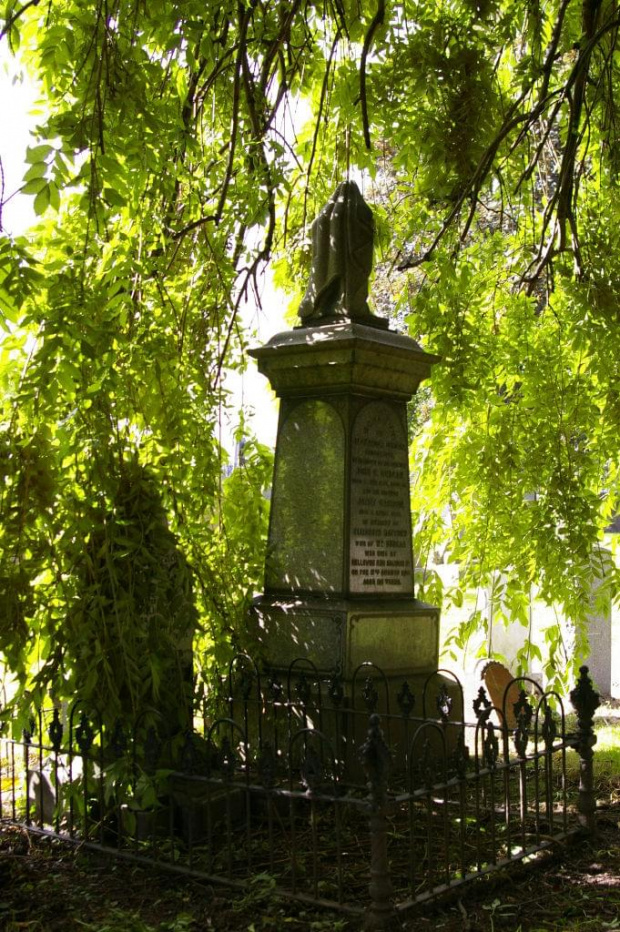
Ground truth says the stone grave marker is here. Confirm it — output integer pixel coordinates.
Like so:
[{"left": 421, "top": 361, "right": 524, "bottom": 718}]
[{"left": 248, "top": 181, "right": 442, "bottom": 689}]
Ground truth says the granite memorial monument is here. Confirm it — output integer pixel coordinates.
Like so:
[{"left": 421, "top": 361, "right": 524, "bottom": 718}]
[{"left": 249, "top": 181, "right": 441, "bottom": 693}]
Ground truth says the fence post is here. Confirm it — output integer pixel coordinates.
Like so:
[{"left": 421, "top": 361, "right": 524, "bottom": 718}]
[
  {"left": 569, "top": 665, "right": 600, "bottom": 834},
  {"left": 361, "top": 713, "right": 399, "bottom": 931}
]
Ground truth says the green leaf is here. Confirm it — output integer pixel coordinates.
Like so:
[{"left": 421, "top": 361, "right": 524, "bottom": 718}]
[
  {"left": 104, "top": 188, "right": 126, "bottom": 208},
  {"left": 25, "top": 145, "right": 53, "bottom": 164},
  {"left": 0, "top": 0, "right": 616, "bottom": 731},
  {"left": 23, "top": 162, "right": 48, "bottom": 182},
  {"left": 80, "top": 339, "right": 96, "bottom": 360},
  {"left": 22, "top": 177, "right": 47, "bottom": 195},
  {"left": 48, "top": 181, "right": 60, "bottom": 210},
  {"left": 33, "top": 184, "right": 51, "bottom": 215}
]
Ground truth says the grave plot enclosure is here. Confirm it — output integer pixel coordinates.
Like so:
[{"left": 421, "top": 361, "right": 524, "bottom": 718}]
[{"left": 1, "top": 661, "right": 601, "bottom": 930}]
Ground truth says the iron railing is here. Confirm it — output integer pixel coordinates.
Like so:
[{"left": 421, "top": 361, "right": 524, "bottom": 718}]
[{"left": 0, "top": 661, "right": 600, "bottom": 930}]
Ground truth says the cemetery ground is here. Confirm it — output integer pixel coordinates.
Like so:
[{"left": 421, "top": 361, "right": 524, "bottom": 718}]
[{"left": 0, "top": 707, "right": 618, "bottom": 932}]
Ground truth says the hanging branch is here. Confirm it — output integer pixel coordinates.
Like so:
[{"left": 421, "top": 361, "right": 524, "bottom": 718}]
[
  {"left": 553, "top": 0, "right": 603, "bottom": 246},
  {"left": 215, "top": 7, "right": 251, "bottom": 224},
  {"left": 240, "top": 45, "right": 276, "bottom": 261},
  {"left": 171, "top": 214, "right": 217, "bottom": 240},
  {"left": 303, "top": 29, "right": 342, "bottom": 227},
  {"left": 0, "top": 155, "right": 5, "bottom": 232},
  {"left": 396, "top": 85, "right": 540, "bottom": 270},
  {"left": 360, "top": 0, "right": 386, "bottom": 150},
  {"left": 398, "top": 8, "right": 620, "bottom": 280},
  {"left": 195, "top": 47, "right": 237, "bottom": 109},
  {"left": 522, "top": 12, "right": 620, "bottom": 286},
  {"left": 258, "top": 0, "right": 305, "bottom": 98}
]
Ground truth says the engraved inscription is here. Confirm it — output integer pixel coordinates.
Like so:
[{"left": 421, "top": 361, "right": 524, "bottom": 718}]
[{"left": 349, "top": 402, "right": 413, "bottom": 594}]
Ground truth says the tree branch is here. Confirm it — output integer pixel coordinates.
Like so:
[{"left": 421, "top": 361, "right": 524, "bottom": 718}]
[
  {"left": 214, "top": 10, "right": 249, "bottom": 224},
  {"left": 0, "top": 0, "right": 41, "bottom": 41},
  {"left": 398, "top": 10, "right": 620, "bottom": 275},
  {"left": 303, "top": 29, "right": 341, "bottom": 228},
  {"left": 171, "top": 215, "right": 217, "bottom": 240},
  {"left": 397, "top": 91, "right": 537, "bottom": 270},
  {"left": 360, "top": 0, "right": 385, "bottom": 150}
]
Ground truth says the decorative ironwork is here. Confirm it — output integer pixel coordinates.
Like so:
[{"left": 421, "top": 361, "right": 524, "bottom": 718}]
[
  {"left": 301, "top": 746, "right": 323, "bottom": 793},
  {"left": 570, "top": 665, "right": 601, "bottom": 726},
  {"left": 180, "top": 729, "right": 195, "bottom": 774},
  {"left": 360, "top": 714, "right": 390, "bottom": 806},
  {"left": 295, "top": 672, "right": 311, "bottom": 707},
  {"left": 143, "top": 725, "right": 161, "bottom": 773},
  {"left": 258, "top": 743, "right": 277, "bottom": 789},
  {"left": 75, "top": 713, "right": 94, "bottom": 756},
  {"left": 237, "top": 667, "right": 254, "bottom": 701},
  {"left": 0, "top": 656, "right": 598, "bottom": 925},
  {"left": 109, "top": 720, "right": 127, "bottom": 759},
  {"left": 328, "top": 669, "right": 345, "bottom": 708},
  {"left": 362, "top": 677, "right": 379, "bottom": 712},
  {"left": 217, "top": 736, "right": 237, "bottom": 781},
  {"left": 23, "top": 717, "right": 35, "bottom": 745},
  {"left": 396, "top": 681, "right": 415, "bottom": 718},
  {"left": 452, "top": 730, "right": 470, "bottom": 779},
  {"left": 204, "top": 738, "right": 218, "bottom": 777},
  {"left": 266, "top": 672, "right": 283, "bottom": 704},
  {"left": 541, "top": 702, "right": 557, "bottom": 750},
  {"left": 570, "top": 665, "right": 600, "bottom": 833},
  {"left": 483, "top": 721, "right": 499, "bottom": 770},
  {"left": 415, "top": 737, "right": 435, "bottom": 789},
  {"left": 436, "top": 682, "right": 452, "bottom": 722},
  {"left": 361, "top": 715, "right": 396, "bottom": 929},
  {"left": 48, "top": 709, "right": 63, "bottom": 753},
  {"left": 513, "top": 690, "right": 533, "bottom": 757},
  {"left": 473, "top": 687, "right": 492, "bottom": 724}
]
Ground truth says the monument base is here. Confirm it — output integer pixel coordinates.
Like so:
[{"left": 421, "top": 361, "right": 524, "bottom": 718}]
[
  {"left": 250, "top": 594, "right": 440, "bottom": 678},
  {"left": 245, "top": 596, "right": 465, "bottom": 778}
]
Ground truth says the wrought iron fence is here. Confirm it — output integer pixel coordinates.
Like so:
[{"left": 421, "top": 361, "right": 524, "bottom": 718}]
[{"left": 0, "top": 660, "right": 600, "bottom": 930}]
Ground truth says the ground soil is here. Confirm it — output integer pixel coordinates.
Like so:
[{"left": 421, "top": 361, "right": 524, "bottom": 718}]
[{"left": 0, "top": 810, "right": 619, "bottom": 932}]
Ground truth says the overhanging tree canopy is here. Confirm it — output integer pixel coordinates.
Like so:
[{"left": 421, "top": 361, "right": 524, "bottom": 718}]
[{"left": 1, "top": 0, "right": 619, "bottom": 707}]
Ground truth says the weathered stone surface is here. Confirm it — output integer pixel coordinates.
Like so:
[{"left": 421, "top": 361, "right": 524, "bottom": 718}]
[
  {"left": 252, "top": 602, "right": 345, "bottom": 670},
  {"left": 249, "top": 321, "right": 438, "bottom": 399},
  {"left": 262, "top": 394, "right": 416, "bottom": 601},
  {"left": 348, "top": 612, "right": 438, "bottom": 672},
  {"left": 251, "top": 595, "right": 439, "bottom": 677},
  {"left": 266, "top": 400, "right": 344, "bottom": 594}
]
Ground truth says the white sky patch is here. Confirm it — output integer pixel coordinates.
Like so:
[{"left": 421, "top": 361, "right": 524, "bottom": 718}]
[
  {"left": 0, "top": 52, "right": 40, "bottom": 235},
  {"left": 224, "top": 267, "right": 285, "bottom": 455}
]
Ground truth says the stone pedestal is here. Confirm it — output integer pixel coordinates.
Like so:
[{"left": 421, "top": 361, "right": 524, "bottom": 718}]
[
  {"left": 248, "top": 320, "right": 441, "bottom": 682},
  {"left": 251, "top": 595, "right": 439, "bottom": 678}
]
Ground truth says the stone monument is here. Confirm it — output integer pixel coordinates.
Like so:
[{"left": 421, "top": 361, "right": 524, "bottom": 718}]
[{"left": 248, "top": 181, "right": 440, "bottom": 691}]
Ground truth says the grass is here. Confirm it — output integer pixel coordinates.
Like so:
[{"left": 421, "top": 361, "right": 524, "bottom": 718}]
[{"left": 564, "top": 721, "right": 620, "bottom": 792}]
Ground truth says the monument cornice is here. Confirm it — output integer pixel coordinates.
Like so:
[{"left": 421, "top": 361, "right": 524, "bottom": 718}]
[{"left": 248, "top": 321, "right": 440, "bottom": 399}]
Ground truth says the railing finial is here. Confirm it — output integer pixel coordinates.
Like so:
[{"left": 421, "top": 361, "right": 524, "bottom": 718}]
[{"left": 570, "top": 665, "right": 600, "bottom": 834}]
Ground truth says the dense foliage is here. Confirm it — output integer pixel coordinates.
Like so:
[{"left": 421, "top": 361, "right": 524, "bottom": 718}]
[{"left": 1, "top": 0, "right": 619, "bottom": 710}]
